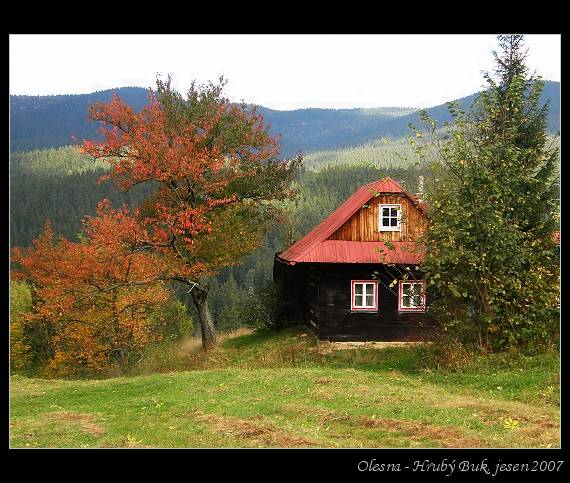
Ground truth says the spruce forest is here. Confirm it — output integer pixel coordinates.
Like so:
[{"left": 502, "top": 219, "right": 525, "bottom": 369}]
[
  {"left": 11, "top": 145, "right": 428, "bottom": 336},
  {"left": 10, "top": 80, "right": 559, "bottom": 341}
]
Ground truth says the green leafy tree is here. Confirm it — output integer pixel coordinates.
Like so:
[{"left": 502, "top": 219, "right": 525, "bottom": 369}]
[
  {"left": 148, "top": 298, "right": 193, "bottom": 341},
  {"left": 416, "top": 34, "right": 559, "bottom": 351},
  {"left": 9, "top": 281, "right": 33, "bottom": 372}
]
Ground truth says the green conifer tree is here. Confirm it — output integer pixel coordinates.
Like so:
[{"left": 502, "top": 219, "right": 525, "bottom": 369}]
[{"left": 418, "top": 34, "right": 559, "bottom": 351}]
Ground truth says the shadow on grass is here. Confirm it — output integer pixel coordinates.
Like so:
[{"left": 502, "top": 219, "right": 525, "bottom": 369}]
[
  {"left": 15, "top": 324, "right": 558, "bottom": 408},
  {"left": 222, "top": 325, "right": 423, "bottom": 374},
  {"left": 322, "top": 346, "right": 421, "bottom": 374},
  {"left": 220, "top": 326, "right": 559, "bottom": 406}
]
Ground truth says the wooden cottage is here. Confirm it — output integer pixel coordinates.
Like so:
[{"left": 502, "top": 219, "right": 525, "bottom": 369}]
[{"left": 273, "top": 177, "right": 437, "bottom": 341}]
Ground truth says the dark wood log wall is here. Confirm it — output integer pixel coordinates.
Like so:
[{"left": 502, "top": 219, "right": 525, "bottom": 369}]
[
  {"left": 274, "top": 258, "right": 307, "bottom": 328},
  {"left": 329, "top": 193, "right": 428, "bottom": 242},
  {"left": 304, "top": 263, "right": 437, "bottom": 342}
]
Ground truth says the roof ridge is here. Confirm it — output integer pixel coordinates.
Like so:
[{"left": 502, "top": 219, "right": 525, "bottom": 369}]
[
  {"left": 361, "top": 176, "right": 396, "bottom": 187},
  {"left": 278, "top": 176, "right": 427, "bottom": 263}
]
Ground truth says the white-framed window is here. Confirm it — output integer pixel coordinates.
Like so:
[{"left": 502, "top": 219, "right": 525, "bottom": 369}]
[
  {"left": 351, "top": 280, "right": 378, "bottom": 311},
  {"left": 379, "top": 204, "right": 401, "bottom": 231},
  {"left": 398, "top": 280, "right": 426, "bottom": 312}
]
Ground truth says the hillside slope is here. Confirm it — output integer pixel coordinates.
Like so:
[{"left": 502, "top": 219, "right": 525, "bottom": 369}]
[
  {"left": 10, "top": 81, "right": 560, "bottom": 156},
  {"left": 10, "top": 328, "right": 560, "bottom": 448}
]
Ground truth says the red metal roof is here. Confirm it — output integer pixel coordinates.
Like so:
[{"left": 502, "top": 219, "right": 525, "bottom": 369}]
[
  {"left": 293, "top": 240, "right": 425, "bottom": 264},
  {"left": 277, "top": 177, "right": 427, "bottom": 265}
]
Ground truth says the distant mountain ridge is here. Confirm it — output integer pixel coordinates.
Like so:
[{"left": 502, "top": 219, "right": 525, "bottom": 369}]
[
  {"left": 10, "top": 88, "right": 150, "bottom": 154},
  {"left": 10, "top": 81, "right": 560, "bottom": 156}
]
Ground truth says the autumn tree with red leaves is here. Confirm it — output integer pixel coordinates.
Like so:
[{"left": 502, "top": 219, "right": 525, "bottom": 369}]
[
  {"left": 11, "top": 201, "right": 175, "bottom": 375},
  {"left": 82, "top": 77, "right": 301, "bottom": 349}
]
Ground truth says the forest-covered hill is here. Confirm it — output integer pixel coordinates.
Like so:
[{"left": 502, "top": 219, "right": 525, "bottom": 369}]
[
  {"left": 9, "top": 79, "right": 560, "bottom": 335},
  {"left": 9, "top": 145, "right": 425, "bottom": 331},
  {"left": 10, "top": 81, "right": 560, "bottom": 156}
]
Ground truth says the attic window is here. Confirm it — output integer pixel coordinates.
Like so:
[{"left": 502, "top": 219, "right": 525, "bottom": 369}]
[
  {"left": 351, "top": 280, "right": 378, "bottom": 311},
  {"left": 398, "top": 280, "right": 426, "bottom": 312},
  {"left": 379, "top": 204, "right": 401, "bottom": 232}
]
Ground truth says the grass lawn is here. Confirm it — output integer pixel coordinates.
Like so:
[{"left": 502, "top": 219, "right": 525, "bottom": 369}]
[{"left": 10, "top": 327, "right": 560, "bottom": 448}]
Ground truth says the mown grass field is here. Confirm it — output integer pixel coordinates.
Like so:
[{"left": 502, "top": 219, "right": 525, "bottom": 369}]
[{"left": 10, "top": 327, "right": 560, "bottom": 448}]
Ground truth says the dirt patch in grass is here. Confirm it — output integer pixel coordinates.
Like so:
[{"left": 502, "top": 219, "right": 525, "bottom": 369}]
[
  {"left": 46, "top": 411, "right": 105, "bottom": 436},
  {"left": 281, "top": 403, "right": 486, "bottom": 447},
  {"left": 188, "top": 409, "right": 316, "bottom": 447},
  {"left": 310, "top": 387, "right": 336, "bottom": 401},
  {"left": 357, "top": 416, "right": 486, "bottom": 447},
  {"left": 316, "top": 377, "right": 333, "bottom": 385},
  {"left": 514, "top": 422, "right": 560, "bottom": 447}
]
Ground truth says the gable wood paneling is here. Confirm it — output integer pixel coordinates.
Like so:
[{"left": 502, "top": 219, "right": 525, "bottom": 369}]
[{"left": 329, "top": 194, "right": 427, "bottom": 242}]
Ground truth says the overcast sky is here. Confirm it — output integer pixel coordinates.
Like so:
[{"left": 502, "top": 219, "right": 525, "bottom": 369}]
[{"left": 9, "top": 34, "right": 561, "bottom": 110}]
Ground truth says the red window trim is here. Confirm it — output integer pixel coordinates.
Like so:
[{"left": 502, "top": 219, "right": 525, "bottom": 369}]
[
  {"left": 351, "top": 280, "right": 378, "bottom": 311},
  {"left": 398, "top": 280, "right": 427, "bottom": 312}
]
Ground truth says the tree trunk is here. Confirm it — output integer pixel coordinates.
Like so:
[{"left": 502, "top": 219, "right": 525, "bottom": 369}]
[{"left": 190, "top": 284, "right": 217, "bottom": 350}]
